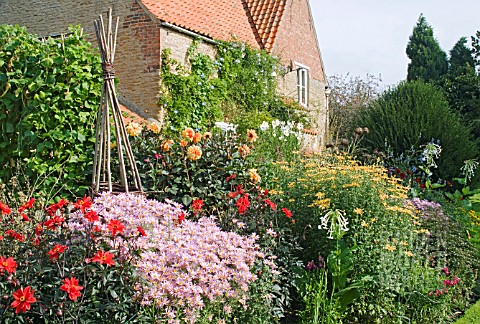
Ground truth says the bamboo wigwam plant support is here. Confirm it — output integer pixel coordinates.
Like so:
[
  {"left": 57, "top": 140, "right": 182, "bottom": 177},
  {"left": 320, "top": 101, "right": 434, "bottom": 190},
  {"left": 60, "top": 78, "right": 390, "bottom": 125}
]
[{"left": 92, "top": 9, "right": 142, "bottom": 194}]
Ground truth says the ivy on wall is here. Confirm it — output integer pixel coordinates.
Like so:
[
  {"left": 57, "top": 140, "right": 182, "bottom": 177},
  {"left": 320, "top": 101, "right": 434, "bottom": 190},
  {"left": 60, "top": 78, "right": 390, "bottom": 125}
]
[{"left": 160, "top": 40, "right": 307, "bottom": 134}]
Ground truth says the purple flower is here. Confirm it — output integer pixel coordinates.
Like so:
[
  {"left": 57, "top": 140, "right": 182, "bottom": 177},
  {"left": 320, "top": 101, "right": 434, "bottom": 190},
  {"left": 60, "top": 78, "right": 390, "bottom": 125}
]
[{"left": 306, "top": 260, "right": 317, "bottom": 271}]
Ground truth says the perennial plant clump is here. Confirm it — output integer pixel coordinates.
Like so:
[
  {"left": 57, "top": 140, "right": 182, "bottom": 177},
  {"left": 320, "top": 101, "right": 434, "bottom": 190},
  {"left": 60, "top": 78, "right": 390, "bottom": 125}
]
[{"left": 68, "top": 192, "right": 268, "bottom": 323}]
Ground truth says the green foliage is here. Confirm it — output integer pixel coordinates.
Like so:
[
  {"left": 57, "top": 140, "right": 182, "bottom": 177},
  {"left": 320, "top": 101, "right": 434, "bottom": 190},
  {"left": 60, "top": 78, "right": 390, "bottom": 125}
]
[
  {"left": 0, "top": 24, "right": 102, "bottom": 197},
  {"left": 160, "top": 46, "right": 224, "bottom": 131},
  {"left": 406, "top": 14, "right": 448, "bottom": 83},
  {"left": 449, "top": 37, "right": 476, "bottom": 74},
  {"left": 159, "top": 40, "right": 307, "bottom": 134},
  {"left": 441, "top": 37, "right": 480, "bottom": 138},
  {"left": 454, "top": 300, "right": 480, "bottom": 324},
  {"left": 359, "top": 80, "right": 478, "bottom": 180}
]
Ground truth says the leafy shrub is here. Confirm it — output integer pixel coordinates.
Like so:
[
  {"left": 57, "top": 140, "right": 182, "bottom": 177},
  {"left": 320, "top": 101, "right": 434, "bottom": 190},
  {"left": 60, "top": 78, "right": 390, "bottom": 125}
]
[
  {"left": 0, "top": 25, "right": 102, "bottom": 197},
  {"left": 358, "top": 80, "right": 478, "bottom": 180}
]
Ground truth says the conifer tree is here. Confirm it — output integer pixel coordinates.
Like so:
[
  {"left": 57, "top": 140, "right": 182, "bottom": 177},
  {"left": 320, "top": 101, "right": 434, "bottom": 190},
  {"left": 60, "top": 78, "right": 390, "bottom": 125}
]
[{"left": 406, "top": 14, "right": 448, "bottom": 82}]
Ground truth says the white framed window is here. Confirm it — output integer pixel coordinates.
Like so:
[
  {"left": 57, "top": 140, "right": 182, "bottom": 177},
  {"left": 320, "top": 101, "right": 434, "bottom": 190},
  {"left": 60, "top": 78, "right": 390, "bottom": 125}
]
[{"left": 296, "top": 62, "right": 309, "bottom": 106}]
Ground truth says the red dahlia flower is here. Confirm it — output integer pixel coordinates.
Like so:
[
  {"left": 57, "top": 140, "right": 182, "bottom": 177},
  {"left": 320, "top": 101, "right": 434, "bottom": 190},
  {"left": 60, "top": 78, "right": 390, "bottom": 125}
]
[
  {"left": 281, "top": 207, "right": 293, "bottom": 218},
  {"left": 11, "top": 286, "right": 36, "bottom": 314},
  {"left": 73, "top": 195, "right": 93, "bottom": 212},
  {"left": 43, "top": 216, "right": 65, "bottom": 230},
  {"left": 137, "top": 226, "right": 147, "bottom": 236},
  {"left": 192, "top": 199, "right": 204, "bottom": 211},
  {"left": 60, "top": 277, "right": 83, "bottom": 301},
  {"left": 0, "top": 201, "right": 12, "bottom": 215},
  {"left": 45, "top": 198, "right": 68, "bottom": 216},
  {"left": 0, "top": 256, "right": 17, "bottom": 274},
  {"left": 47, "top": 244, "right": 68, "bottom": 261},
  {"left": 236, "top": 195, "right": 250, "bottom": 214},
  {"left": 92, "top": 250, "right": 116, "bottom": 266},
  {"left": 263, "top": 199, "right": 277, "bottom": 211},
  {"left": 107, "top": 219, "right": 125, "bottom": 236},
  {"left": 18, "top": 198, "right": 35, "bottom": 213},
  {"left": 84, "top": 210, "right": 99, "bottom": 222}
]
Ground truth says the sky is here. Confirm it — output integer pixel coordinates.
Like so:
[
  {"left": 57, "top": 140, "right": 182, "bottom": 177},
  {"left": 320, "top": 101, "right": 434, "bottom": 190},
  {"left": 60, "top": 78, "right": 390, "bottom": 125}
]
[{"left": 310, "top": 0, "right": 480, "bottom": 86}]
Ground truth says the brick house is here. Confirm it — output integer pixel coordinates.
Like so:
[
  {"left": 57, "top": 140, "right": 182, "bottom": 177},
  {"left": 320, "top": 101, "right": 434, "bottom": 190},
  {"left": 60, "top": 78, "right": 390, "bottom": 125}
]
[{"left": 0, "top": 0, "right": 329, "bottom": 148}]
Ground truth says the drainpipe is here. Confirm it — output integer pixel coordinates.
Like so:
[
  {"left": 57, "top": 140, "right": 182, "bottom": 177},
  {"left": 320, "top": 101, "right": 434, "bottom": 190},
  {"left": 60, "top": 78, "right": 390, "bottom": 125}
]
[
  {"left": 161, "top": 22, "right": 217, "bottom": 45},
  {"left": 323, "top": 85, "right": 332, "bottom": 150}
]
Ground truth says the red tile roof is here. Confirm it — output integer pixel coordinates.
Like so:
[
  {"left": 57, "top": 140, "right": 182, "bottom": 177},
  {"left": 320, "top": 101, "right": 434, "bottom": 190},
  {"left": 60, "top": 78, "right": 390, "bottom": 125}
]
[
  {"left": 140, "top": 0, "right": 259, "bottom": 47},
  {"left": 244, "top": 0, "right": 287, "bottom": 52}
]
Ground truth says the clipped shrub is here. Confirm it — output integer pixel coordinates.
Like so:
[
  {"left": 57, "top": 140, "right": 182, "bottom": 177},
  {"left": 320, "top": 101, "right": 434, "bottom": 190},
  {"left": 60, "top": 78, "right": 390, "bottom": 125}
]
[
  {"left": 357, "top": 80, "right": 478, "bottom": 180},
  {"left": 0, "top": 24, "right": 102, "bottom": 197},
  {"left": 454, "top": 300, "right": 480, "bottom": 324}
]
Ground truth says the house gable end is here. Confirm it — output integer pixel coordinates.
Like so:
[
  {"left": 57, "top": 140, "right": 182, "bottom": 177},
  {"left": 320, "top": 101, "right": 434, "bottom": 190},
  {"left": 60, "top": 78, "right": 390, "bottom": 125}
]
[{"left": 271, "top": 0, "right": 326, "bottom": 82}]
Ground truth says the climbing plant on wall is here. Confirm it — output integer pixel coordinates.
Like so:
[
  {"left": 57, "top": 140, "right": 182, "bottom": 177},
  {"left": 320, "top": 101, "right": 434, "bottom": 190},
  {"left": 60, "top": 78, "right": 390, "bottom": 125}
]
[
  {"left": 0, "top": 24, "right": 102, "bottom": 197},
  {"left": 160, "top": 40, "right": 307, "bottom": 134}
]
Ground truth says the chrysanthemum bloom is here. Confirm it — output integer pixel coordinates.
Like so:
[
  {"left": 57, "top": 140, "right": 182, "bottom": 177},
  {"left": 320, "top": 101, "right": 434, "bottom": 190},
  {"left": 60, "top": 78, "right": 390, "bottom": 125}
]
[
  {"left": 281, "top": 207, "right": 292, "bottom": 218},
  {"left": 126, "top": 122, "right": 142, "bottom": 137},
  {"left": 180, "top": 139, "right": 188, "bottom": 147},
  {"left": 11, "top": 286, "right": 36, "bottom": 314},
  {"left": 238, "top": 144, "right": 250, "bottom": 157},
  {"left": 0, "top": 201, "right": 12, "bottom": 215},
  {"left": 246, "top": 129, "right": 258, "bottom": 143},
  {"left": 107, "top": 219, "right": 125, "bottom": 236},
  {"left": 60, "top": 277, "right": 83, "bottom": 302},
  {"left": 92, "top": 250, "right": 116, "bottom": 266},
  {"left": 161, "top": 139, "right": 174, "bottom": 152},
  {"left": 181, "top": 127, "right": 195, "bottom": 140},
  {"left": 73, "top": 195, "right": 92, "bottom": 213},
  {"left": 0, "top": 256, "right": 17, "bottom": 274},
  {"left": 248, "top": 169, "right": 261, "bottom": 183},
  {"left": 187, "top": 145, "right": 202, "bottom": 161},
  {"left": 148, "top": 122, "right": 161, "bottom": 134},
  {"left": 47, "top": 244, "right": 68, "bottom": 261},
  {"left": 203, "top": 132, "right": 212, "bottom": 140},
  {"left": 192, "top": 132, "right": 202, "bottom": 143}
]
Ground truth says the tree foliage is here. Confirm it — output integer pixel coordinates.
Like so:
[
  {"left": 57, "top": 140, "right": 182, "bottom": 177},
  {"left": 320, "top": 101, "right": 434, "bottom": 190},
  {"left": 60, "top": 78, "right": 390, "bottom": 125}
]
[
  {"left": 359, "top": 80, "right": 477, "bottom": 180},
  {"left": 0, "top": 25, "right": 102, "bottom": 197},
  {"left": 441, "top": 37, "right": 480, "bottom": 137},
  {"left": 406, "top": 14, "right": 448, "bottom": 83}
]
